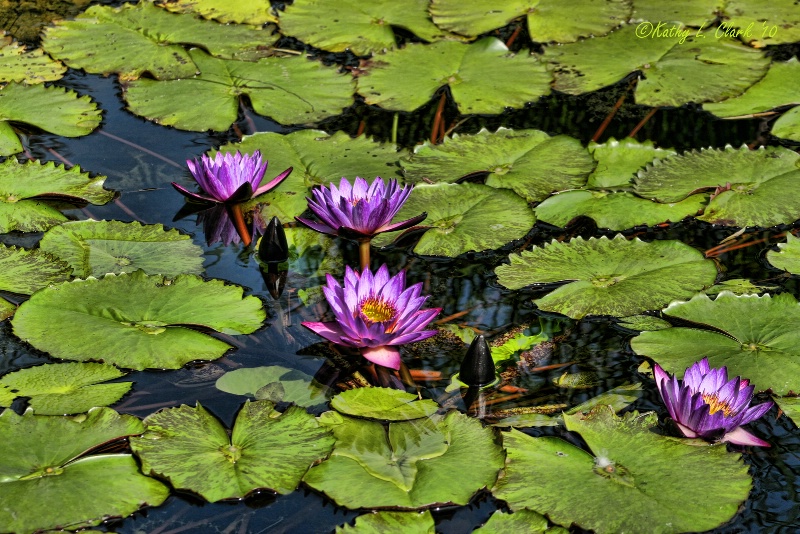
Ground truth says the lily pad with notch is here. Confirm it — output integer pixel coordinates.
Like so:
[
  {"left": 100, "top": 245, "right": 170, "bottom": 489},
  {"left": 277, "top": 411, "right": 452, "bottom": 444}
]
[
  {"left": 767, "top": 233, "right": 800, "bottom": 275},
  {"left": 215, "top": 365, "right": 331, "bottom": 407},
  {"left": 329, "top": 387, "right": 439, "bottom": 420},
  {"left": 703, "top": 58, "right": 800, "bottom": 118},
  {"left": 11, "top": 270, "right": 265, "bottom": 370}
]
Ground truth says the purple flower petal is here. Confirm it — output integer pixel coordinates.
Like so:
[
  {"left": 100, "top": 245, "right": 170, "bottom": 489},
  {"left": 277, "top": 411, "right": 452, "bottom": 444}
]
[{"left": 722, "top": 427, "right": 771, "bottom": 447}]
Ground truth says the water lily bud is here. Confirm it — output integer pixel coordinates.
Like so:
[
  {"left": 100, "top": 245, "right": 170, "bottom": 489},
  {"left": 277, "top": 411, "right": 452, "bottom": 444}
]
[
  {"left": 460, "top": 334, "right": 495, "bottom": 387},
  {"left": 258, "top": 216, "right": 288, "bottom": 264}
]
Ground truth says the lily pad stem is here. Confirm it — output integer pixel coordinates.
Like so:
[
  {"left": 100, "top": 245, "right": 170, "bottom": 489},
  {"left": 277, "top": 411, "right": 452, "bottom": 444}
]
[{"left": 226, "top": 203, "right": 251, "bottom": 247}]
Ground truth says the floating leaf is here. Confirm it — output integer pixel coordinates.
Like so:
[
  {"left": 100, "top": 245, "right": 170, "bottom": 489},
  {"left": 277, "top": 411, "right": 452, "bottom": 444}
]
[
  {"left": 330, "top": 387, "right": 439, "bottom": 420},
  {"left": 773, "top": 396, "right": 800, "bottom": 427},
  {"left": 42, "top": 2, "right": 278, "bottom": 80},
  {"left": 631, "top": 292, "right": 800, "bottom": 395},
  {"left": 402, "top": 128, "right": 593, "bottom": 202},
  {"left": 474, "top": 509, "right": 567, "bottom": 533},
  {"left": 0, "top": 36, "right": 65, "bottom": 84},
  {"left": 703, "top": 59, "right": 800, "bottom": 118},
  {"left": 159, "top": 0, "right": 277, "bottom": 25},
  {"left": 374, "top": 183, "right": 535, "bottom": 257},
  {"left": 0, "top": 82, "right": 101, "bottom": 156},
  {"left": 616, "top": 315, "right": 672, "bottom": 331},
  {"left": 40, "top": 220, "right": 204, "bottom": 278},
  {"left": 430, "top": 0, "right": 630, "bottom": 43},
  {"left": 544, "top": 27, "right": 769, "bottom": 107},
  {"left": 0, "top": 244, "right": 71, "bottom": 294},
  {"left": 356, "top": 38, "right": 551, "bottom": 113},
  {"left": 0, "top": 362, "right": 131, "bottom": 415},
  {"left": 495, "top": 235, "right": 717, "bottom": 319},
  {"left": 280, "top": 0, "right": 457, "bottom": 56},
  {"left": 723, "top": 0, "right": 800, "bottom": 46},
  {"left": 767, "top": 234, "right": 800, "bottom": 274},
  {"left": 634, "top": 146, "right": 800, "bottom": 227},
  {"left": 304, "top": 411, "right": 504, "bottom": 509},
  {"left": 130, "top": 401, "right": 333, "bottom": 501},
  {"left": 215, "top": 365, "right": 331, "bottom": 407},
  {"left": 12, "top": 270, "right": 265, "bottom": 370},
  {"left": 124, "top": 48, "right": 354, "bottom": 131},
  {"left": 631, "top": 0, "right": 719, "bottom": 27},
  {"left": 336, "top": 511, "right": 435, "bottom": 534},
  {"left": 0, "top": 159, "right": 114, "bottom": 233},
  {"left": 0, "top": 407, "right": 168, "bottom": 533},
  {"left": 218, "top": 130, "right": 401, "bottom": 221},
  {"left": 703, "top": 278, "right": 775, "bottom": 296},
  {"left": 493, "top": 407, "right": 752, "bottom": 533},
  {"left": 772, "top": 106, "right": 800, "bottom": 142},
  {"left": 587, "top": 137, "right": 676, "bottom": 189}
]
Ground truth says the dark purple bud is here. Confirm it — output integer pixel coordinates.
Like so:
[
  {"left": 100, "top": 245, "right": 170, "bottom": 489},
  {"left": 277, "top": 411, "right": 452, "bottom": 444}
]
[
  {"left": 460, "top": 335, "right": 495, "bottom": 387},
  {"left": 258, "top": 216, "right": 288, "bottom": 264}
]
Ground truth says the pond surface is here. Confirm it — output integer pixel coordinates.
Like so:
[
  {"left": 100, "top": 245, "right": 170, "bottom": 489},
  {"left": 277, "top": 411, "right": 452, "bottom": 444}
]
[{"left": 2, "top": 2, "right": 800, "bottom": 533}]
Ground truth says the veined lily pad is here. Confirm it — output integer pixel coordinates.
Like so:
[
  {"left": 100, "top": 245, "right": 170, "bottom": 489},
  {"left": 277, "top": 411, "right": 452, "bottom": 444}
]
[
  {"left": 634, "top": 145, "right": 800, "bottom": 227},
  {"left": 402, "top": 128, "right": 594, "bottom": 202},
  {"left": 130, "top": 401, "right": 334, "bottom": 501},
  {"left": 0, "top": 362, "right": 131, "bottom": 415},
  {"left": 767, "top": 234, "right": 800, "bottom": 274},
  {"left": 723, "top": 0, "right": 800, "bottom": 46},
  {"left": 303, "top": 410, "right": 504, "bottom": 509},
  {"left": 280, "top": 0, "right": 458, "bottom": 56},
  {"left": 430, "top": 0, "right": 630, "bottom": 44},
  {"left": 39, "top": 220, "right": 205, "bottom": 278},
  {"left": 124, "top": 48, "right": 354, "bottom": 131},
  {"left": 474, "top": 509, "right": 567, "bottom": 533},
  {"left": 543, "top": 27, "right": 769, "bottom": 107},
  {"left": 0, "top": 244, "right": 71, "bottom": 320},
  {"left": 631, "top": 291, "right": 800, "bottom": 395},
  {"left": 492, "top": 407, "right": 752, "bottom": 533},
  {"left": 616, "top": 315, "right": 672, "bottom": 331},
  {"left": 703, "top": 58, "right": 800, "bottom": 118},
  {"left": 534, "top": 190, "right": 705, "bottom": 230},
  {"left": 772, "top": 106, "right": 800, "bottom": 142},
  {"left": 215, "top": 365, "right": 331, "bottom": 407},
  {"left": 0, "top": 36, "right": 65, "bottom": 84},
  {"left": 772, "top": 396, "right": 800, "bottom": 427},
  {"left": 373, "top": 183, "right": 536, "bottom": 257},
  {"left": 330, "top": 387, "right": 439, "bottom": 420},
  {"left": 336, "top": 511, "right": 435, "bottom": 534},
  {"left": 159, "top": 0, "right": 277, "bottom": 25},
  {"left": 495, "top": 235, "right": 717, "bottom": 319},
  {"left": 42, "top": 2, "right": 278, "bottom": 81},
  {"left": 12, "top": 270, "right": 265, "bottom": 370},
  {"left": 356, "top": 38, "right": 551, "bottom": 114},
  {"left": 587, "top": 137, "right": 676, "bottom": 189},
  {"left": 0, "top": 407, "right": 169, "bottom": 533},
  {"left": 218, "top": 130, "right": 402, "bottom": 221},
  {"left": 703, "top": 278, "right": 776, "bottom": 296},
  {"left": 631, "top": 0, "right": 719, "bottom": 27},
  {"left": 0, "top": 82, "right": 101, "bottom": 156}
]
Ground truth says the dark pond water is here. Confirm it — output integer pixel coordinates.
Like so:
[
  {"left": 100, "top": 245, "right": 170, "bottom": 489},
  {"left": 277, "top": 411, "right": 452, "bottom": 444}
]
[{"left": 2, "top": 3, "right": 800, "bottom": 532}]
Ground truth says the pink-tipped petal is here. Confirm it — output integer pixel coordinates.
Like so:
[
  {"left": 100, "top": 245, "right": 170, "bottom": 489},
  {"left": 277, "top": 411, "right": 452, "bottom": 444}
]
[
  {"left": 301, "top": 321, "right": 350, "bottom": 345},
  {"left": 722, "top": 427, "right": 770, "bottom": 447},
  {"left": 295, "top": 216, "right": 337, "bottom": 235},
  {"left": 675, "top": 422, "right": 699, "bottom": 438},
  {"left": 171, "top": 182, "right": 221, "bottom": 204},
  {"left": 254, "top": 166, "right": 293, "bottom": 197},
  {"left": 362, "top": 346, "right": 402, "bottom": 369}
]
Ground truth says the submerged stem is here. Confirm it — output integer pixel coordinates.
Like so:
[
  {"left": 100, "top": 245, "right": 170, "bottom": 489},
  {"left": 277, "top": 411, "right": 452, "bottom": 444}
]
[{"left": 227, "top": 203, "right": 252, "bottom": 247}]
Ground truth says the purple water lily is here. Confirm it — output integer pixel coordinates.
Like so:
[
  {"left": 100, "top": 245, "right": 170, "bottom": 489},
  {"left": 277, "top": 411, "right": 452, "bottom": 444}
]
[
  {"left": 172, "top": 150, "right": 292, "bottom": 204},
  {"left": 654, "top": 358, "right": 773, "bottom": 447},
  {"left": 295, "top": 176, "right": 426, "bottom": 240},
  {"left": 302, "top": 264, "right": 441, "bottom": 370}
]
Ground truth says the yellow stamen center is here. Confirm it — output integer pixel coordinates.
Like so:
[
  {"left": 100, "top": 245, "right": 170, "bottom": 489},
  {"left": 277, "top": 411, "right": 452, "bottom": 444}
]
[
  {"left": 702, "top": 393, "right": 735, "bottom": 416},
  {"left": 359, "top": 296, "right": 396, "bottom": 324}
]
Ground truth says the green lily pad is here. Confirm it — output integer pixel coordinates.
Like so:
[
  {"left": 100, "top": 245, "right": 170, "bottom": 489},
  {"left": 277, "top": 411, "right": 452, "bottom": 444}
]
[
  {"left": 534, "top": 190, "right": 705, "bottom": 230},
  {"left": 631, "top": 291, "right": 800, "bottom": 395},
  {"left": 356, "top": 38, "right": 551, "bottom": 113},
  {"left": 767, "top": 234, "right": 800, "bottom": 274},
  {"left": 218, "top": 130, "right": 402, "bottom": 221},
  {"left": 303, "top": 410, "right": 504, "bottom": 509},
  {"left": 773, "top": 396, "right": 800, "bottom": 427},
  {"left": 495, "top": 235, "right": 717, "bottom": 319},
  {"left": 0, "top": 159, "right": 114, "bottom": 233},
  {"left": 130, "top": 401, "right": 333, "bottom": 501},
  {"left": 0, "top": 407, "right": 169, "bottom": 533},
  {"left": 280, "top": 0, "right": 458, "bottom": 56},
  {"left": 631, "top": 0, "right": 720, "bottom": 27},
  {"left": 12, "top": 270, "right": 265, "bottom": 370},
  {"left": 0, "top": 244, "right": 71, "bottom": 294},
  {"left": 587, "top": 138, "right": 676, "bottom": 189},
  {"left": 704, "top": 278, "right": 775, "bottom": 296},
  {"left": 159, "top": 0, "right": 277, "bottom": 25},
  {"left": 42, "top": 2, "right": 278, "bottom": 81},
  {"left": 0, "top": 362, "right": 131, "bottom": 415},
  {"left": 430, "top": 0, "right": 630, "bottom": 43},
  {"left": 402, "top": 128, "right": 594, "bottom": 202},
  {"left": 634, "top": 145, "right": 800, "bottom": 227},
  {"left": 544, "top": 26, "right": 769, "bottom": 107},
  {"left": 373, "top": 183, "right": 535, "bottom": 257},
  {"left": 215, "top": 365, "right": 331, "bottom": 407},
  {"left": 39, "top": 220, "right": 205, "bottom": 278},
  {"left": 703, "top": 58, "right": 800, "bottom": 118},
  {"left": 330, "top": 387, "right": 439, "bottom": 420},
  {"left": 474, "top": 509, "right": 567, "bottom": 533},
  {"left": 0, "top": 36, "right": 65, "bottom": 84},
  {"left": 616, "top": 315, "right": 673, "bottom": 331},
  {"left": 0, "top": 82, "right": 101, "bottom": 156},
  {"left": 493, "top": 407, "right": 752, "bottom": 533},
  {"left": 723, "top": 0, "right": 800, "bottom": 46},
  {"left": 772, "top": 106, "right": 800, "bottom": 142},
  {"left": 124, "top": 48, "right": 354, "bottom": 131},
  {"left": 336, "top": 511, "right": 435, "bottom": 534}
]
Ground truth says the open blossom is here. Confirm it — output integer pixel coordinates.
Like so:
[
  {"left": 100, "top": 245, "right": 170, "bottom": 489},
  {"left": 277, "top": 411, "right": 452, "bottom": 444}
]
[
  {"left": 295, "top": 176, "right": 426, "bottom": 239},
  {"left": 302, "top": 264, "right": 441, "bottom": 370},
  {"left": 172, "top": 150, "right": 292, "bottom": 204},
  {"left": 654, "top": 358, "right": 773, "bottom": 447}
]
